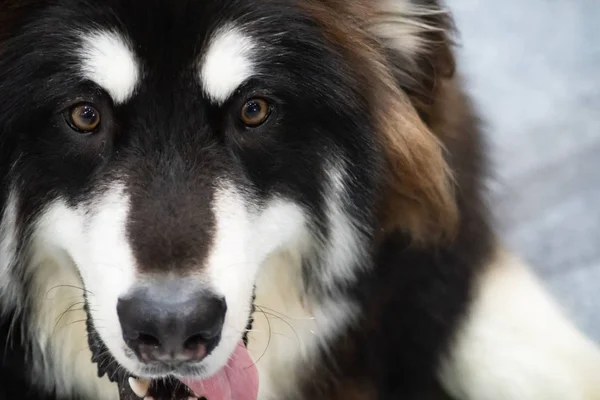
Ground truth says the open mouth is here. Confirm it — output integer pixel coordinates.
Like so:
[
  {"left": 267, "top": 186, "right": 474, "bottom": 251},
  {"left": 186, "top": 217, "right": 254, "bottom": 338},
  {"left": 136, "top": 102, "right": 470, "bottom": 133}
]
[{"left": 86, "top": 304, "right": 258, "bottom": 400}]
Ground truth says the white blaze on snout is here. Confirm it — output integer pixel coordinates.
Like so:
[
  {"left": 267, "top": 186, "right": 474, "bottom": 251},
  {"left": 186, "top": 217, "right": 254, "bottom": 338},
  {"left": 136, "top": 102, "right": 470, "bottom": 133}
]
[
  {"left": 200, "top": 24, "right": 257, "bottom": 104},
  {"left": 79, "top": 30, "right": 140, "bottom": 104}
]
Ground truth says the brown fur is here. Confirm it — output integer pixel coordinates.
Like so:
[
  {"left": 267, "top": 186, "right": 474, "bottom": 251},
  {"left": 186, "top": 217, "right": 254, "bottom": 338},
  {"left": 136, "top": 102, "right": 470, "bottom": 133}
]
[
  {"left": 1, "top": 0, "right": 460, "bottom": 243},
  {"left": 293, "top": 2, "right": 492, "bottom": 399},
  {"left": 301, "top": 0, "right": 459, "bottom": 244},
  {"left": 0, "top": 1, "right": 489, "bottom": 398}
]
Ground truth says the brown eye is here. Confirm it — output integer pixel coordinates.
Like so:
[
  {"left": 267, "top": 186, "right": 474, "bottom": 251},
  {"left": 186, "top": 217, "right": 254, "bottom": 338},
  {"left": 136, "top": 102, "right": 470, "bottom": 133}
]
[
  {"left": 66, "top": 103, "right": 101, "bottom": 133},
  {"left": 240, "top": 98, "right": 270, "bottom": 127}
]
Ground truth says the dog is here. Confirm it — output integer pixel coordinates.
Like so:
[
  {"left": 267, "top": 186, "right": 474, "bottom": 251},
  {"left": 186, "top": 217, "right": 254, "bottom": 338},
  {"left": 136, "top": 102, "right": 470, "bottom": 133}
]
[{"left": 1, "top": 0, "right": 599, "bottom": 399}]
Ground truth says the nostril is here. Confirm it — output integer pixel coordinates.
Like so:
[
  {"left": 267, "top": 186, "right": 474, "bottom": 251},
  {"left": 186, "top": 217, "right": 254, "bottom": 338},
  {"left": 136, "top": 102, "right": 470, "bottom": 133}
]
[
  {"left": 137, "top": 332, "right": 161, "bottom": 348},
  {"left": 183, "top": 334, "right": 204, "bottom": 350},
  {"left": 183, "top": 332, "right": 219, "bottom": 351},
  {"left": 117, "top": 286, "right": 227, "bottom": 364},
  {"left": 132, "top": 332, "right": 165, "bottom": 363},
  {"left": 182, "top": 334, "right": 209, "bottom": 361}
]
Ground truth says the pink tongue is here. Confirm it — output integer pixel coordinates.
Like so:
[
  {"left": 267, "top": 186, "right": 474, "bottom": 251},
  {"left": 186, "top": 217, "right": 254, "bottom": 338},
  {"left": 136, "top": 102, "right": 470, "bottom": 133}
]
[{"left": 182, "top": 342, "right": 258, "bottom": 400}]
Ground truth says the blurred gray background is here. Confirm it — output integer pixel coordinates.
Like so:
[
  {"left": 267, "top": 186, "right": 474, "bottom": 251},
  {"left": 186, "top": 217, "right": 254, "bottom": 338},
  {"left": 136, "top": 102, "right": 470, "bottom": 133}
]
[{"left": 446, "top": 0, "right": 599, "bottom": 341}]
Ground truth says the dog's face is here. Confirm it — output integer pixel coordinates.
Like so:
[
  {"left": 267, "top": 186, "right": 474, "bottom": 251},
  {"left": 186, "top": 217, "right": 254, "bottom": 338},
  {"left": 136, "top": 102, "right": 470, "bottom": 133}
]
[
  {"left": 0, "top": 0, "right": 456, "bottom": 396},
  {"left": 1, "top": 0, "right": 384, "bottom": 388}
]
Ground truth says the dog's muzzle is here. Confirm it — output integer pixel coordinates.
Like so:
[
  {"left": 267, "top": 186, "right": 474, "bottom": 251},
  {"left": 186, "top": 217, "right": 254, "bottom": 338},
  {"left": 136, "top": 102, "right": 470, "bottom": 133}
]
[{"left": 85, "top": 291, "right": 257, "bottom": 400}]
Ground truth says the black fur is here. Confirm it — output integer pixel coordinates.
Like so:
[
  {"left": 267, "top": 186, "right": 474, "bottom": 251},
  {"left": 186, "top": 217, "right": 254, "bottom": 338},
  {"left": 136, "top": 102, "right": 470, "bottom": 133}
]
[{"left": 0, "top": 1, "right": 492, "bottom": 399}]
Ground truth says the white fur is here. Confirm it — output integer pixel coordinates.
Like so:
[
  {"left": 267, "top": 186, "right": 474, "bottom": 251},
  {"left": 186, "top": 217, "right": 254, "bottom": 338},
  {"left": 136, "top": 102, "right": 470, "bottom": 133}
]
[
  {"left": 248, "top": 206, "right": 315, "bottom": 399},
  {"left": 72, "top": 186, "right": 140, "bottom": 374},
  {"left": 25, "top": 193, "right": 135, "bottom": 399},
  {"left": 2, "top": 165, "right": 361, "bottom": 399},
  {"left": 200, "top": 24, "right": 256, "bottom": 104},
  {"left": 180, "top": 167, "right": 362, "bottom": 397},
  {"left": 79, "top": 30, "right": 140, "bottom": 104},
  {"left": 0, "top": 189, "right": 21, "bottom": 307},
  {"left": 250, "top": 253, "right": 358, "bottom": 399},
  {"left": 439, "top": 248, "right": 600, "bottom": 400},
  {"left": 320, "top": 163, "right": 367, "bottom": 289},
  {"left": 197, "top": 182, "right": 263, "bottom": 378},
  {"left": 372, "top": 0, "right": 449, "bottom": 57},
  {"left": 200, "top": 184, "right": 312, "bottom": 380},
  {"left": 247, "top": 163, "right": 363, "bottom": 399}
]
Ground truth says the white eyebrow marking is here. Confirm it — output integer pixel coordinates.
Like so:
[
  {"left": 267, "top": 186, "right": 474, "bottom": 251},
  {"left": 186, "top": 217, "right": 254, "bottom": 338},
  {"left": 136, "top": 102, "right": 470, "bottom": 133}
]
[
  {"left": 200, "top": 24, "right": 256, "bottom": 104},
  {"left": 78, "top": 30, "right": 140, "bottom": 104}
]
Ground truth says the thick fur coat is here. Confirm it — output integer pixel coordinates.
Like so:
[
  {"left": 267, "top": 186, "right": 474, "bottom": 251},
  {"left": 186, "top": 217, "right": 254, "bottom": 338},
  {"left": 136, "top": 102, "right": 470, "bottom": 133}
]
[{"left": 1, "top": 1, "right": 599, "bottom": 399}]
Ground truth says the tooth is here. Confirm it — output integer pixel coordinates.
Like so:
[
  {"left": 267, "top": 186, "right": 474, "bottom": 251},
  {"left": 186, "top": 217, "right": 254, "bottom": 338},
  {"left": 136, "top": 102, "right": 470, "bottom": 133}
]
[
  {"left": 143, "top": 397, "right": 154, "bottom": 400},
  {"left": 188, "top": 397, "right": 198, "bottom": 400},
  {"left": 128, "top": 377, "right": 151, "bottom": 398}
]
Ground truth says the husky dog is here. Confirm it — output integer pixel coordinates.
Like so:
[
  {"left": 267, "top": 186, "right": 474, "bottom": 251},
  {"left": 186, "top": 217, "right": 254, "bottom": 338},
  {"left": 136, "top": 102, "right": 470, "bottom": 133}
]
[{"left": 1, "top": 0, "right": 599, "bottom": 399}]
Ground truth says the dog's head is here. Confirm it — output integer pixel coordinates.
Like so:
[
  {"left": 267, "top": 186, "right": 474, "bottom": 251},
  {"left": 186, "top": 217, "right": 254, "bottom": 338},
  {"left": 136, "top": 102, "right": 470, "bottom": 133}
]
[{"left": 0, "top": 0, "right": 456, "bottom": 398}]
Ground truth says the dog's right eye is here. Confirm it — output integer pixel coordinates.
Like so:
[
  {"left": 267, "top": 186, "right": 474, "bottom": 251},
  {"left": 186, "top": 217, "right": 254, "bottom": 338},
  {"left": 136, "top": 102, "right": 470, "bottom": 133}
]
[
  {"left": 240, "top": 98, "right": 271, "bottom": 127},
  {"left": 65, "top": 103, "right": 101, "bottom": 133}
]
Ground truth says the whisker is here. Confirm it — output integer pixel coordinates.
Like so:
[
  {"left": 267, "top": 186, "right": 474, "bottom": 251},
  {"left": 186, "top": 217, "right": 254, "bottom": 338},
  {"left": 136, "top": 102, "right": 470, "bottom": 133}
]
[
  {"left": 46, "top": 284, "right": 94, "bottom": 298},
  {"left": 254, "top": 309, "right": 302, "bottom": 347},
  {"left": 253, "top": 304, "right": 316, "bottom": 321},
  {"left": 245, "top": 305, "right": 273, "bottom": 368},
  {"left": 53, "top": 301, "right": 86, "bottom": 335}
]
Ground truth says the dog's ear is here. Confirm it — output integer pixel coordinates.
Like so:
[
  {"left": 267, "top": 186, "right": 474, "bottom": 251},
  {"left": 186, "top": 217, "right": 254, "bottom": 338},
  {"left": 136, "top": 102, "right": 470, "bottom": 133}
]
[
  {"left": 373, "top": 80, "right": 457, "bottom": 244},
  {"left": 302, "top": 0, "right": 458, "bottom": 243},
  {"left": 368, "top": 0, "right": 459, "bottom": 242},
  {"left": 370, "top": 0, "right": 457, "bottom": 123}
]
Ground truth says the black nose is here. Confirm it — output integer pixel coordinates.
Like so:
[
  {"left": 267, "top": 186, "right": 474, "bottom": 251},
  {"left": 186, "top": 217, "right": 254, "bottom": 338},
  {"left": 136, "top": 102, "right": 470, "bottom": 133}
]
[{"left": 117, "top": 283, "right": 226, "bottom": 364}]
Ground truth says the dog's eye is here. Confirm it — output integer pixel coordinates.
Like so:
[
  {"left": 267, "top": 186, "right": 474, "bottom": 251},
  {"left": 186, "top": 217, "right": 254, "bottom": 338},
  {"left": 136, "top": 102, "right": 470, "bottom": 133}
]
[
  {"left": 66, "top": 103, "right": 101, "bottom": 133},
  {"left": 240, "top": 98, "right": 270, "bottom": 127}
]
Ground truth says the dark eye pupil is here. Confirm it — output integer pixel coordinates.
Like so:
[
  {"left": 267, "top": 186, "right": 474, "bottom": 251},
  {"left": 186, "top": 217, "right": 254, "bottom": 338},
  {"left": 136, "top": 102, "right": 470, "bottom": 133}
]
[
  {"left": 245, "top": 101, "right": 262, "bottom": 118},
  {"left": 240, "top": 98, "right": 270, "bottom": 127},
  {"left": 67, "top": 103, "right": 101, "bottom": 133},
  {"left": 79, "top": 106, "right": 97, "bottom": 124}
]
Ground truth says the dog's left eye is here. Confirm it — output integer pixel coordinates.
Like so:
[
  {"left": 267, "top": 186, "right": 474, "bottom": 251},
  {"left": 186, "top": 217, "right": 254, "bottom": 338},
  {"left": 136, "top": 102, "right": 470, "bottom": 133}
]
[
  {"left": 65, "top": 103, "right": 101, "bottom": 133},
  {"left": 240, "top": 98, "right": 270, "bottom": 127}
]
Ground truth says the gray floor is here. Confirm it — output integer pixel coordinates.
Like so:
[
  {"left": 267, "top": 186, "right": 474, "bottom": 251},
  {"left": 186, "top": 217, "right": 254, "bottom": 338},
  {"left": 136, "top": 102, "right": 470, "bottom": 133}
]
[{"left": 445, "top": 0, "right": 600, "bottom": 341}]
